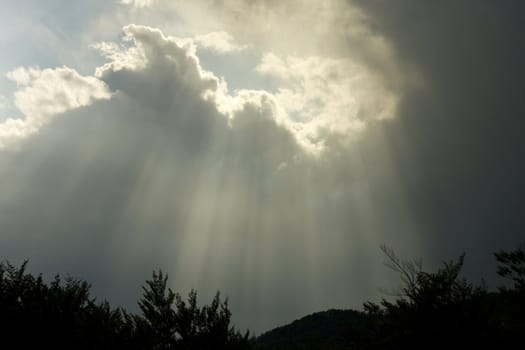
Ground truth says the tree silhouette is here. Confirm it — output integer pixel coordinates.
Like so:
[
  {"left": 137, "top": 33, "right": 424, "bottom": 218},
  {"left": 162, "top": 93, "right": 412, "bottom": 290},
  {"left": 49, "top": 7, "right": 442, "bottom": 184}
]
[
  {"left": 0, "top": 260, "right": 129, "bottom": 349},
  {"left": 494, "top": 245, "right": 525, "bottom": 344},
  {"left": 2, "top": 245, "right": 525, "bottom": 349},
  {"left": 359, "top": 246, "right": 499, "bottom": 349},
  {"left": 137, "top": 270, "right": 177, "bottom": 349},
  {"left": 495, "top": 245, "right": 525, "bottom": 291},
  {"left": 137, "top": 270, "right": 253, "bottom": 350},
  {"left": 0, "top": 261, "right": 253, "bottom": 349}
]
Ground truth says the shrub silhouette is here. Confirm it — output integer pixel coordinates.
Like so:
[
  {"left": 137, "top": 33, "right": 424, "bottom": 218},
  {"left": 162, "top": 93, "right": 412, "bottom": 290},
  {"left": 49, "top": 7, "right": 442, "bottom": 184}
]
[
  {"left": 494, "top": 245, "right": 525, "bottom": 344},
  {"left": 0, "top": 260, "right": 128, "bottom": 349},
  {"left": 354, "top": 245, "right": 525, "bottom": 349},
  {"left": 2, "top": 246, "right": 525, "bottom": 349},
  {"left": 0, "top": 261, "right": 253, "bottom": 350},
  {"left": 136, "top": 270, "right": 252, "bottom": 349},
  {"left": 495, "top": 245, "right": 525, "bottom": 291}
]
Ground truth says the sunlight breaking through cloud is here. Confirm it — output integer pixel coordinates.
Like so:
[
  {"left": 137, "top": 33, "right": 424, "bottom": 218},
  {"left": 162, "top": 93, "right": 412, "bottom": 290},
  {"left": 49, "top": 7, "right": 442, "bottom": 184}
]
[
  {"left": 0, "top": 0, "right": 430, "bottom": 334},
  {"left": 256, "top": 53, "right": 398, "bottom": 152},
  {"left": 1, "top": 20, "right": 398, "bottom": 155}
]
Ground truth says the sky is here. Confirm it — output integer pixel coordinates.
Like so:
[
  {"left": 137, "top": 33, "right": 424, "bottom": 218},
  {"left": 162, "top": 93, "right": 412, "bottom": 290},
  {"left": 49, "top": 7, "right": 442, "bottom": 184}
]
[{"left": 0, "top": 0, "right": 524, "bottom": 334}]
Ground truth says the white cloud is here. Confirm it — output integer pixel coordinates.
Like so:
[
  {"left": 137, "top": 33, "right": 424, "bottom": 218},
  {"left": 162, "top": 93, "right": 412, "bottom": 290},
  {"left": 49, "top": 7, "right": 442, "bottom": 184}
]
[
  {"left": 109, "top": 0, "right": 407, "bottom": 154},
  {"left": 91, "top": 39, "right": 147, "bottom": 77},
  {"left": 14, "top": 67, "right": 112, "bottom": 119},
  {"left": 194, "top": 31, "right": 246, "bottom": 53},
  {"left": 120, "top": 0, "right": 156, "bottom": 8},
  {"left": 103, "top": 26, "right": 397, "bottom": 155},
  {"left": 96, "top": 25, "right": 220, "bottom": 106},
  {"left": 2, "top": 19, "right": 398, "bottom": 156},
  {"left": 0, "top": 66, "right": 111, "bottom": 149},
  {"left": 6, "top": 66, "right": 41, "bottom": 86},
  {"left": 256, "top": 53, "right": 398, "bottom": 152},
  {"left": 114, "top": 0, "right": 404, "bottom": 77},
  {"left": 0, "top": 118, "right": 37, "bottom": 144}
]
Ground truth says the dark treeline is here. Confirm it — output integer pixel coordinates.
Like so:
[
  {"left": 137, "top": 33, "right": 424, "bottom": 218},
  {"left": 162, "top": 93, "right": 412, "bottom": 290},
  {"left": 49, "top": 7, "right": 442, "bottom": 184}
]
[
  {"left": 345, "top": 245, "right": 525, "bottom": 350},
  {"left": 1, "top": 245, "right": 524, "bottom": 349},
  {"left": 0, "top": 264, "right": 253, "bottom": 349},
  {"left": 256, "top": 246, "right": 525, "bottom": 350}
]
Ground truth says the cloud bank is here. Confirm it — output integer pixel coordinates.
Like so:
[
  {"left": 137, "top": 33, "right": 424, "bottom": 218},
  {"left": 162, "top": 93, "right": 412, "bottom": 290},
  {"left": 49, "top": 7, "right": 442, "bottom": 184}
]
[
  {"left": 2, "top": 0, "right": 523, "bottom": 335},
  {"left": 1, "top": 67, "right": 110, "bottom": 149},
  {"left": 0, "top": 17, "right": 414, "bottom": 332}
]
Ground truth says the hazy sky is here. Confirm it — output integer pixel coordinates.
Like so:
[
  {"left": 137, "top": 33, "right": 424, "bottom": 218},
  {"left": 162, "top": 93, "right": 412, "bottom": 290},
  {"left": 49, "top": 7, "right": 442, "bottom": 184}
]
[{"left": 1, "top": 0, "right": 524, "bottom": 333}]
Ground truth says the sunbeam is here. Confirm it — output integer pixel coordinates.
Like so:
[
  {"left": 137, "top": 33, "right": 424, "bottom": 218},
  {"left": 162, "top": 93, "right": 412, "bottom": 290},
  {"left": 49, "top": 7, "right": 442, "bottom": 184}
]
[{"left": 1, "top": 0, "right": 524, "bottom": 340}]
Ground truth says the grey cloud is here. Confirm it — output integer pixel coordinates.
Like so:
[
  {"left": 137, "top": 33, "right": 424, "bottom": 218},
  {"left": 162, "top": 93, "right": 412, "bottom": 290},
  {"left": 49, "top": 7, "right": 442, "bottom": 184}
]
[
  {"left": 0, "top": 23, "right": 414, "bottom": 333},
  {"left": 3, "top": 0, "right": 521, "bottom": 335},
  {"left": 351, "top": 0, "right": 525, "bottom": 278},
  {"left": 0, "top": 25, "right": 368, "bottom": 333}
]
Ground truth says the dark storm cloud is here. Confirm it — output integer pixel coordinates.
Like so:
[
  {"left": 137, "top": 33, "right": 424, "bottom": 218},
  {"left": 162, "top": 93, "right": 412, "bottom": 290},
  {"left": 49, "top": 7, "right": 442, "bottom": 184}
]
[{"left": 352, "top": 0, "right": 525, "bottom": 276}]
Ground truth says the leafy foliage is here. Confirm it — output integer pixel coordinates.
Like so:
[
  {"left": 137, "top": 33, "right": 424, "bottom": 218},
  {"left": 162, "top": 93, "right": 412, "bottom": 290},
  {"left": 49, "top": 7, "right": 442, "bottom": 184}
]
[
  {"left": 495, "top": 245, "right": 525, "bottom": 291},
  {"left": 136, "top": 270, "right": 252, "bottom": 350},
  {"left": 1, "top": 245, "right": 525, "bottom": 349},
  {"left": 0, "top": 260, "right": 129, "bottom": 349},
  {"left": 0, "top": 261, "right": 253, "bottom": 350},
  {"left": 355, "top": 245, "right": 524, "bottom": 349},
  {"left": 493, "top": 245, "right": 525, "bottom": 343}
]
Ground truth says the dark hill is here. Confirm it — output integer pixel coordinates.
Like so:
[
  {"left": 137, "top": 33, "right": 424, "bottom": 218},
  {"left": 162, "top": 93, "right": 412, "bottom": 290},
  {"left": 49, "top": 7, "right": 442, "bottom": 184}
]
[{"left": 255, "top": 309, "right": 368, "bottom": 350}]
